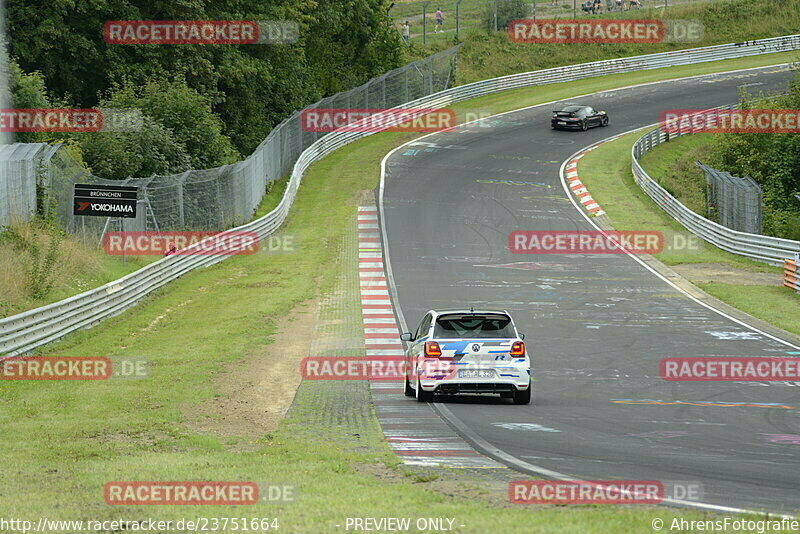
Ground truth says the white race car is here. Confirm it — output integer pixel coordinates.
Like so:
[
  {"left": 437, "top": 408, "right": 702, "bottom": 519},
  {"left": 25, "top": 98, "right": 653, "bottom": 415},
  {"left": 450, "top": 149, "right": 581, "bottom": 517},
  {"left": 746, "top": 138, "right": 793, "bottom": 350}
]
[{"left": 401, "top": 309, "right": 532, "bottom": 404}]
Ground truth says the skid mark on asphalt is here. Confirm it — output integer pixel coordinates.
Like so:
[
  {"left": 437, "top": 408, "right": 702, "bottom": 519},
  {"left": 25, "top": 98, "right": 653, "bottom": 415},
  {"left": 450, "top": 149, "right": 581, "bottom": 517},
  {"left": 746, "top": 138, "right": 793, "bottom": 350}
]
[{"left": 358, "top": 206, "right": 504, "bottom": 469}]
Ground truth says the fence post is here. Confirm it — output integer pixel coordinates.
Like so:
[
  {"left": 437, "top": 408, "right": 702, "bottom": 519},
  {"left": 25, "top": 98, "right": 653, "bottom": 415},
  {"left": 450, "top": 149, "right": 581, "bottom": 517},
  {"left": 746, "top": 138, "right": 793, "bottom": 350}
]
[
  {"left": 456, "top": 0, "right": 463, "bottom": 38},
  {"left": 494, "top": 0, "right": 498, "bottom": 32},
  {"left": 423, "top": 1, "right": 431, "bottom": 45},
  {"left": 429, "top": 56, "right": 434, "bottom": 94},
  {"left": 178, "top": 170, "right": 190, "bottom": 229}
]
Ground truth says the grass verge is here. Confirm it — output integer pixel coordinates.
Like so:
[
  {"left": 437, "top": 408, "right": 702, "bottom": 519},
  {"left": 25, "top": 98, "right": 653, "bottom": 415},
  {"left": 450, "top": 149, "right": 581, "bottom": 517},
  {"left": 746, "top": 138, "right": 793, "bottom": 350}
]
[
  {"left": 639, "top": 134, "right": 714, "bottom": 215},
  {"left": 577, "top": 129, "right": 800, "bottom": 337},
  {"left": 408, "top": 0, "right": 800, "bottom": 85},
  {"left": 0, "top": 220, "right": 156, "bottom": 318},
  {"left": 1, "top": 52, "right": 798, "bottom": 531}
]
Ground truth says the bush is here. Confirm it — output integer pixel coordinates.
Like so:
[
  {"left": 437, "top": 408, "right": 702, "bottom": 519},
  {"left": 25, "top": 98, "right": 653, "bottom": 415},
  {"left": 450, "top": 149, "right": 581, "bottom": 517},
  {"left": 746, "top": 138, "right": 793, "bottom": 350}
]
[
  {"left": 708, "top": 76, "right": 800, "bottom": 239},
  {"left": 482, "top": 0, "right": 529, "bottom": 32},
  {"left": 76, "top": 78, "right": 240, "bottom": 180}
]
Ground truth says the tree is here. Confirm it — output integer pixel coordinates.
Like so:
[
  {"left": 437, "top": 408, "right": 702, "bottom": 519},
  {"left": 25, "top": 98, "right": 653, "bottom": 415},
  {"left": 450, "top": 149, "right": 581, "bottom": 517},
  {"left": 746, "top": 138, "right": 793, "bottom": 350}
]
[
  {"left": 709, "top": 78, "right": 800, "bottom": 239},
  {"left": 77, "top": 78, "right": 240, "bottom": 180}
]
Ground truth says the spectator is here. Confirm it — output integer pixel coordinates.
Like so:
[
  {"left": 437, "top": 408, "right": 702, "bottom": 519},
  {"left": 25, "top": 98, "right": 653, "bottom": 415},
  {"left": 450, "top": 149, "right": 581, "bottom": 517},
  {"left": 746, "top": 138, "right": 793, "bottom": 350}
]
[
  {"left": 593, "top": 0, "right": 602, "bottom": 13},
  {"left": 402, "top": 21, "right": 410, "bottom": 44},
  {"left": 164, "top": 242, "right": 177, "bottom": 257},
  {"left": 434, "top": 8, "right": 444, "bottom": 33},
  {"left": 615, "top": 0, "right": 623, "bottom": 10},
  {"left": 630, "top": 0, "right": 641, "bottom": 8}
]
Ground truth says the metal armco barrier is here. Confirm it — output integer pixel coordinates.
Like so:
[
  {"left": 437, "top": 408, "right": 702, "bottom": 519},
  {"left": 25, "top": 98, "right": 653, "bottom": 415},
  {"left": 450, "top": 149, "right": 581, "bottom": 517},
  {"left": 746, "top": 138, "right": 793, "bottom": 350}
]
[
  {"left": 631, "top": 105, "right": 800, "bottom": 266},
  {"left": 2, "top": 34, "right": 800, "bottom": 357},
  {"left": 785, "top": 258, "right": 800, "bottom": 293}
]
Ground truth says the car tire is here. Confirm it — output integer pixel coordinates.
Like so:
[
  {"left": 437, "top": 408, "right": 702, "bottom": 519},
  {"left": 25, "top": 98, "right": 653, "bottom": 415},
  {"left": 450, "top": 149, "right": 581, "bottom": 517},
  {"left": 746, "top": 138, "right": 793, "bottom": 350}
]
[
  {"left": 580, "top": 120, "right": 588, "bottom": 131},
  {"left": 601, "top": 116, "right": 609, "bottom": 127},
  {"left": 404, "top": 373, "right": 414, "bottom": 397},
  {"left": 513, "top": 382, "right": 532, "bottom": 405},
  {"left": 416, "top": 375, "right": 434, "bottom": 403}
]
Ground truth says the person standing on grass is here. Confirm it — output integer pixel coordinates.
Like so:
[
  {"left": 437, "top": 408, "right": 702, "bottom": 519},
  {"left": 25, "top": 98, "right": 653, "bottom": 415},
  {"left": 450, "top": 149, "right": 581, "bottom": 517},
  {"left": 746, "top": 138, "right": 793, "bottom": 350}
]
[
  {"left": 402, "top": 21, "right": 410, "bottom": 44},
  {"left": 434, "top": 8, "right": 444, "bottom": 33}
]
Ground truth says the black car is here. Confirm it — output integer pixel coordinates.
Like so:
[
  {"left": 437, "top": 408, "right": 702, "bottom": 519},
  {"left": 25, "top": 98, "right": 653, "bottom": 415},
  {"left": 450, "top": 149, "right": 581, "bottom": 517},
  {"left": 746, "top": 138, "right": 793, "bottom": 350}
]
[{"left": 551, "top": 104, "right": 608, "bottom": 131}]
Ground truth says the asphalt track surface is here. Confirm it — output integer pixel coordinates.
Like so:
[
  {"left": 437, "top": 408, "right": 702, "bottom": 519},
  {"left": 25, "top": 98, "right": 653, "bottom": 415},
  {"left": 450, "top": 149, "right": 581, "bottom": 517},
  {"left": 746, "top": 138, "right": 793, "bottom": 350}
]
[{"left": 381, "top": 65, "right": 800, "bottom": 513}]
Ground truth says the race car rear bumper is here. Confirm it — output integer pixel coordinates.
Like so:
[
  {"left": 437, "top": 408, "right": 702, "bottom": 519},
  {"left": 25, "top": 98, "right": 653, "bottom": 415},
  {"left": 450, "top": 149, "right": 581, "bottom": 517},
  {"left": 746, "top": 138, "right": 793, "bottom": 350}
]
[
  {"left": 552, "top": 121, "right": 582, "bottom": 129},
  {"left": 433, "top": 382, "right": 524, "bottom": 395}
]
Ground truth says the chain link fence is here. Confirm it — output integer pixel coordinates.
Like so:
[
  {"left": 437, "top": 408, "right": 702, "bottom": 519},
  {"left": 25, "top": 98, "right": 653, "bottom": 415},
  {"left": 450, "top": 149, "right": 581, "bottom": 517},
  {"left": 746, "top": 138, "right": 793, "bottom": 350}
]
[
  {"left": 696, "top": 162, "right": 762, "bottom": 234},
  {"left": 0, "top": 143, "right": 60, "bottom": 227},
  {"left": 632, "top": 102, "right": 800, "bottom": 265},
  {"left": 389, "top": 0, "right": 726, "bottom": 44},
  {"left": 1, "top": 46, "right": 460, "bottom": 239}
]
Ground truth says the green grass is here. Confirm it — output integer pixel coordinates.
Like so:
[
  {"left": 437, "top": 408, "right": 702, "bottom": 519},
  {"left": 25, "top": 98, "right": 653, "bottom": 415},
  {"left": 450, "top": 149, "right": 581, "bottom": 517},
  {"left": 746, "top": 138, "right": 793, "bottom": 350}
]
[
  {"left": 577, "top": 130, "right": 800, "bottom": 337},
  {"left": 0, "top": 221, "right": 157, "bottom": 318},
  {"left": 698, "top": 283, "right": 800, "bottom": 335},
  {"left": 578, "top": 129, "right": 777, "bottom": 268},
  {"left": 394, "top": 0, "right": 728, "bottom": 46},
  {"left": 9, "top": 0, "right": 800, "bottom": 318},
  {"left": 639, "top": 134, "right": 715, "bottom": 215},
  {"left": 404, "top": 0, "right": 800, "bottom": 85},
  {"left": 2, "top": 51, "right": 800, "bottom": 531}
]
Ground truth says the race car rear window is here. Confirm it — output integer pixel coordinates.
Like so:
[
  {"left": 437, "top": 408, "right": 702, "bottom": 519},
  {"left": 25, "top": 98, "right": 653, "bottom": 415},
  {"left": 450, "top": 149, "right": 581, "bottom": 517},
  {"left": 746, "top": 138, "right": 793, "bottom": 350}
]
[{"left": 433, "top": 315, "right": 516, "bottom": 339}]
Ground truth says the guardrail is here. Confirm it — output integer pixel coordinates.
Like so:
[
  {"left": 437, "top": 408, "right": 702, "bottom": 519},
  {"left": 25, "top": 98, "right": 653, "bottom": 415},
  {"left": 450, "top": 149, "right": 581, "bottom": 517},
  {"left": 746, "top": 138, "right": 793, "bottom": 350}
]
[
  {"left": 3, "top": 34, "right": 800, "bottom": 357},
  {"left": 631, "top": 106, "right": 800, "bottom": 266},
  {"left": 785, "top": 257, "right": 800, "bottom": 293}
]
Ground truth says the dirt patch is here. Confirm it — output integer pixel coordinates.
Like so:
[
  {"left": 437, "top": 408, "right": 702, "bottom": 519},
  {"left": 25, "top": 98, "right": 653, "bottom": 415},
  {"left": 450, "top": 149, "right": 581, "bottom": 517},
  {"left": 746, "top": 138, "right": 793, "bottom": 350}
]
[
  {"left": 183, "top": 298, "right": 319, "bottom": 450},
  {"left": 671, "top": 263, "right": 783, "bottom": 286}
]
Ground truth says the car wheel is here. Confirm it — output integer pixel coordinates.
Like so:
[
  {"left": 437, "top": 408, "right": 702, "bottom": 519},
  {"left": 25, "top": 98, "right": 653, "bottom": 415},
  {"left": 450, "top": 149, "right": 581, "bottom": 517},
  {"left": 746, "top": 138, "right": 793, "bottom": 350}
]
[
  {"left": 580, "top": 120, "right": 588, "bottom": 131},
  {"left": 601, "top": 116, "right": 609, "bottom": 127},
  {"left": 416, "top": 375, "right": 434, "bottom": 403},
  {"left": 404, "top": 372, "right": 414, "bottom": 397},
  {"left": 513, "top": 382, "right": 532, "bottom": 405}
]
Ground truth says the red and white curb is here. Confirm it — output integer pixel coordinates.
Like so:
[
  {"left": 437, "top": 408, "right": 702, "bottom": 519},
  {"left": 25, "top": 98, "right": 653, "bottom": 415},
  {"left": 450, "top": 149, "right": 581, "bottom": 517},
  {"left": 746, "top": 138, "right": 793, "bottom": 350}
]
[
  {"left": 358, "top": 207, "right": 405, "bottom": 357},
  {"left": 566, "top": 150, "right": 605, "bottom": 217},
  {"left": 358, "top": 206, "right": 503, "bottom": 469}
]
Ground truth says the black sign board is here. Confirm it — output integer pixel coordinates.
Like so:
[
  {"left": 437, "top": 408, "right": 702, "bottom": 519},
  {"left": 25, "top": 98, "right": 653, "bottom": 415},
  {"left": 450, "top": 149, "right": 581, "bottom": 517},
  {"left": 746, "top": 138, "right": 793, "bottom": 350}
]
[{"left": 73, "top": 184, "right": 138, "bottom": 218}]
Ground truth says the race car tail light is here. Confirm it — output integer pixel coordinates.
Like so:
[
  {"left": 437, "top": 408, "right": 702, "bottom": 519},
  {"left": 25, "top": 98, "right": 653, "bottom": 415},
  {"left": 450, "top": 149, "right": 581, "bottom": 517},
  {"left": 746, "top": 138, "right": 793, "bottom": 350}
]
[
  {"left": 424, "top": 341, "right": 442, "bottom": 357},
  {"left": 510, "top": 341, "right": 525, "bottom": 356}
]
